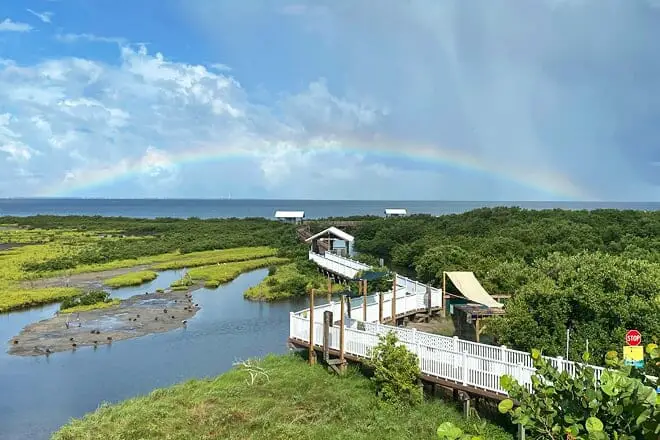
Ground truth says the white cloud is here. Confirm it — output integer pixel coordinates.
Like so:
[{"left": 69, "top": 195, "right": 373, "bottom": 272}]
[
  {"left": 0, "top": 18, "right": 32, "bottom": 32},
  {"left": 0, "top": 23, "right": 614, "bottom": 200},
  {"left": 210, "top": 63, "right": 232, "bottom": 72},
  {"left": 0, "top": 40, "right": 387, "bottom": 197},
  {"left": 55, "top": 33, "right": 125, "bottom": 45},
  {"left": 26, "top": 9, "right": 53, "bottom": 24}
]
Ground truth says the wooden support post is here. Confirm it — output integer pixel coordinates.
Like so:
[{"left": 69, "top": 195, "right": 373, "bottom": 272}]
[
  {"left": 426, "top": 284, "right": 432, "bottom": 314},
  {"left": 327, "top": 277, "right": 332, "bottom": 303},
  {"left": 463, "top": 396, "right": 472, "bottom": 418},
  {"left": 442, "top": 271, "right": 447, "bottom": 316},
  {"left": 323, "top": 310, "right": 333, "bottom": 362},
  {"left": 362, "top": 280, "right": 367, "bottom": 322},
  {"left": 339, "top": 295, "right": 346, "bottom": 372},
  {"left": 308, "top": 289, "right": 316, "bottom": 365},
  {"left": 391, "top": 274, "right": 397, "bottom": 324},
  {"left": 475, "top": 317, "right": 480, "bottom": 343},
  {"left": 378, "top": 290, "right": 384, "bottom": 323},
  {"left": 346, "top": 294, "right": 352, "bottom": 319}
]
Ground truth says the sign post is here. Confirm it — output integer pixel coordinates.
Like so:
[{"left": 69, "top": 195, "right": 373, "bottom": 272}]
[{"left": 623, "top": 330, "right": 644, "bottom": 369}]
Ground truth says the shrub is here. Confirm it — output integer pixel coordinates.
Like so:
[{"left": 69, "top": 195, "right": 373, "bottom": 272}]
[
  {"left": 60, "top": 290, "right": 111, "bottom": 311},
  {"left": 497, "top": 349, "right": 659, "bottom": 439},
  {"left": 436, "top": 422, "right": 484, "bottom": 440},
  {"left": 367, "top": 332, "right": 422, "bottom": 406}
]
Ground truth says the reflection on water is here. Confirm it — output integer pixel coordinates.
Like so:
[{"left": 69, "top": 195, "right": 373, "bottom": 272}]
[{"left": 0, "top": 269, "right": 308, "bottom": 440}]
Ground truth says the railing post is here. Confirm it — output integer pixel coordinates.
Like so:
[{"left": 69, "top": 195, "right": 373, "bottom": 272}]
[
  {"left": 453, "top": 336, "right": 460, "bottom": 369},
  {"left": 500, "top": 345, "right": 507, "bottom": 375},
  {"left": 391, "top": 275, "right": 397, "bottom": 324},
  {"left": 308, "top": 289, "right": 316, "bottom": 365},
  {"left": 362, "top": 280, "right": 367, "bottom": 322},
  {"left": 462, "top": 351, "right": 468, "bottom": 385},
  {"left": 378, "top": 290, "right": 384, "bottom": 323},
  {"left": 339, "top": 295, "right": 346, "bottom": 373},
  {"left": 556, "top": 356, "right": 564, "bottom": 373}
]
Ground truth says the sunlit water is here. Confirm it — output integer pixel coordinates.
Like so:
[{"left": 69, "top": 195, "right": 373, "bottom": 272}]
[{"left": 0, "top": 269, "right": 308, "bottom": 440}]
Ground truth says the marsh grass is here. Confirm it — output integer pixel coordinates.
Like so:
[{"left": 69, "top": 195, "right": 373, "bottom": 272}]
[
  {"left": 59, "top": 299, "right": 120, "bottom": 314},
  {"left": 104, "top": 270, "right": 158, "bottom": 288},
  {"left": 243, "top": 262, "right": 328, "bottom": 301},
  {"left": 186, "top": 257, "right": 288, "bottom": 287},
  {"left": 52, "top": 355, "right": 513, "bottom": 440}
]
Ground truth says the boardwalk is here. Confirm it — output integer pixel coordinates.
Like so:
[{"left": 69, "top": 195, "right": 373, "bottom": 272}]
[{"left": 291, "top": 253, "right": 606, "bottom": 399}]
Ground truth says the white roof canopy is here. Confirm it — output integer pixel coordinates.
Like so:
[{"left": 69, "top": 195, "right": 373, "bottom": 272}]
[
  {"left": 385, "top": 208, "right": 407, "bottom": 215},
  {"left": 275, "top": 211, "right": 305, "bottom": 218},
  {"left": 305, "top": 226, "right": 354, "bottom": 242},
  {"left": 445, "top": 271, "right": 503, "bottom": 308}
]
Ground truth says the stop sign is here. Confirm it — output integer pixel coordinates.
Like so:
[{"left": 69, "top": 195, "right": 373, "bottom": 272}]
[{"left": 625, "top": 329, "right": 642, "bottom": 346}]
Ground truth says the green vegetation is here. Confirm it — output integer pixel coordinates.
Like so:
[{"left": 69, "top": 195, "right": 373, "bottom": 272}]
[
  {"left": 60, "top": 290, "right": 118, "bottom": 313},
  {"left": 170, "top": 273, "right": 195, "bottom": 289},
  {"left": 188, "top": 257, "right": 288, "bottom": 287},
  {"left": 152, "top": 246, "right": 277, "bottom": 270},
  {"left": 352, "top": 208, "right": 660, "bottom": 365},
  {"left": 52, "top": 354, "right": 512, "bottom": 440},
  {"left": 104, "top": 270, "right": 158, "bottom": 288},
  {"left": 368, "top": 332, "right": 423, "bottom": 406},
  {"left": 0, "top": 216, "right": 297, "bottom": 311},
  {"left": 0, "top": 286, "right": 80, "bottom": 313},
  {"left": 243, "top": 261, "right": 329, "bottom": 300},
  {"left": 60, "top": 299, "right": 120, "bottom": 314},
  {"left": 497, "top": 348, "right": 659, "bottom": 439},
  {"left": 167, "top": 257, "right": 289, "bottom": 291}
]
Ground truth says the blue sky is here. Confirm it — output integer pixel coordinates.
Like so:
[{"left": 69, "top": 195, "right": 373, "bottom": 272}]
[{"left": 0, "top": 0, "right": 659, "bottom": 200}]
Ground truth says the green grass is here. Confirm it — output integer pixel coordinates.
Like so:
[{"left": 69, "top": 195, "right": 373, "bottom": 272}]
[
  {"left": 152, "top": 247, "right": 278, "bottom": 270},
  {"left": 104, "top": 270, "right": 158, "bottom": 288},
  {"left": 243, "top": 263, "right": 328, "bottom": 301},
  {"left": 52, "top": 355, "right": 512, "bottom": 440},
  {"left": 60, "top": 299, "right": 120, "bottom": 314},
  {"left": 0, "top": 287, "right": 81, "bottom": 313},
  {"left": 186, "top": 257, "right": 288, "bottom": 286}
]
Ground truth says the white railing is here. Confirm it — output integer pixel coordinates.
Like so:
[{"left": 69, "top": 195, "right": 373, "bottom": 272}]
[
  {"left": 289, "top": 289, "right": 606, "bottom": 396},
  {"left": 323, "top": 252, "right": 371, "bottom": 271},
  {"left": 309, "top": 251, "right": 359, "bottom": 279}
]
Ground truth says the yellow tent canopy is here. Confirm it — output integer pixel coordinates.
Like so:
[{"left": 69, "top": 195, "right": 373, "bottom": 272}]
[{"left": 445, "top": 271, "right": 504, "bottom": 309}]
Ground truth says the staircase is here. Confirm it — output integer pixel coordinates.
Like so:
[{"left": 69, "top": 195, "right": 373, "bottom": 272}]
[{"left": 296, "top": 225, "right": 330, "bottom": 253}]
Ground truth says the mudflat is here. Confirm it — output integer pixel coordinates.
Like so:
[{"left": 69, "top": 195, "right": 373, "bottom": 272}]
[
  {"left": 24, "top": 265, "right": 153, "bottom": 289},
  {"left": 8, "top": 288, "right": 201, "bottom": 357}
]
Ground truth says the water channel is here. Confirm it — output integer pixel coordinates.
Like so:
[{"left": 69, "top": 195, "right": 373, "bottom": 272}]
[{"left": 0, "top": 269, "right": 308, "bottom": 440}]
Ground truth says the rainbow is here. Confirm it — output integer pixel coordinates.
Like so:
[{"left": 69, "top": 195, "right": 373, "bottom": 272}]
[{"left": 41, "top": 136, "right": 592, "bottom": 200}]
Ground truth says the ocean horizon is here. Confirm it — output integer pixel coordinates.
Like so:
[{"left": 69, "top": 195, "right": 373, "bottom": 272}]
[{"left": 1, "top": 198, "right": 659, "bottom": 219}]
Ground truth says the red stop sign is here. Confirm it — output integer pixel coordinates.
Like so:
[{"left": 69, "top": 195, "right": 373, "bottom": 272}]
[{"left": 625, "top": 330, "right": 642, "bottom": 346}]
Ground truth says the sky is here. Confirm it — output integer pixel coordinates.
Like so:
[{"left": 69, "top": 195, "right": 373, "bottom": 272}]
[{"left": 0, "top": 0, "right": 659, "bottom": 201}]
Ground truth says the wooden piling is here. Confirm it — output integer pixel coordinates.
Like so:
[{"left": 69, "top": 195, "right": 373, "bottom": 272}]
[
  {"left": 308, "top": 289, "right": 316, "bottom": 365},
  {"left": 426, "top": 284, "right": 432, "bottom": 314},
  {"left": 346, "top": 294, "right": 352, "bottom": 319},
  {"left": 323, "top": 310, "right": 332, "bottom": 362},
  {"left": 339, "top": 295, "right": 346, "bottom": 373},
  {"left": 378, "top": 290, "right": 384, "bottom": 323},
  {"left": 391, "top": 274, "right": 397, "bottom": 324}
]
